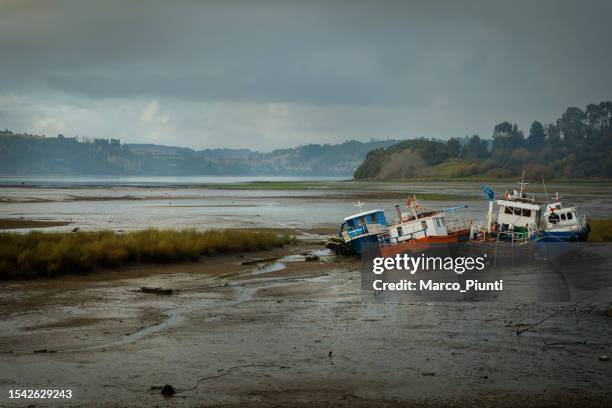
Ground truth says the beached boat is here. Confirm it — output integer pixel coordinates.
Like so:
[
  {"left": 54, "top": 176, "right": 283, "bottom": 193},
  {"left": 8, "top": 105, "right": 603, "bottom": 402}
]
[
  {"left": 472, "top": 174, "right": 590, "bottom": 246},
  {"left": 537, "top": 193, "right": 590, "bottom": 242},
  {"left": 377, "top": 196, "right": 471, "bottom": 257},
  {"left": 471, "top": 177, "right": 542, "bottom": 245},
  {"left": 334, "top": 201, "right": 389, "bottom": 254}
]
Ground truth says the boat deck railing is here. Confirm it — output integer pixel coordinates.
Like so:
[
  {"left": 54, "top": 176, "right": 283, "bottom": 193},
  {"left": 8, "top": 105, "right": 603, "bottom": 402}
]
[
  {"left": 471, "top": 224, "right": 538, "bottom": 246},
  {"left": 377, "top": 228, "right": 427, "bottom": 246}
]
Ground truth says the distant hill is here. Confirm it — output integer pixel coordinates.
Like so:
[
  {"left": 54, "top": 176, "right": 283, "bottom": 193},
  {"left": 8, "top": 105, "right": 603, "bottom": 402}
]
[
  {"left": 355, "top": 101, "right": 612, "bottom": 180},
  {"left": 0, "top": 131, "right": 401, "bottom": 176}
]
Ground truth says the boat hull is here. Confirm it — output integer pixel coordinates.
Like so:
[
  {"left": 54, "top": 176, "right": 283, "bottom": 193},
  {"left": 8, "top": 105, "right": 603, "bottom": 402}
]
[
  {"left": 536, "top": 226, "right": 590, "bottom": 243},
  {"left": 379, "top": 228, "right": 471, "bottom": 257},
  {"left": 349, "top": 234, "right": 382, "bottom": 255}
]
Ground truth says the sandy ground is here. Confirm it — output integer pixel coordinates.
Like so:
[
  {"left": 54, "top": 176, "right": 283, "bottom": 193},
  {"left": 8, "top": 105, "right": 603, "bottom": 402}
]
[{"left": 1, "top": 242, "right": 612, "bottom": 407}]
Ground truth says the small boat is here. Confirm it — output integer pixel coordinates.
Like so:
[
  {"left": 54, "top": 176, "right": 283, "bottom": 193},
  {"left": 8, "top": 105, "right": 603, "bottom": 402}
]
[
  {"left": 537, "top": 192, "right": 590, "bottom": 242},
  {"left": 335, "top": 201, "right": 389, "bottom": 254},
  {"left": 377, "top": 196, "right": 471, "bottom": 257}
]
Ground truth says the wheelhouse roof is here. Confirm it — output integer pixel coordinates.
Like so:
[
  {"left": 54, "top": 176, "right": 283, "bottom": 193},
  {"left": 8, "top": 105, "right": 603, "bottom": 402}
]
[
  {"left": 343, "top": 209, "right": 384, "bottom": 222},
  {"left": 496, "top": 199, "right": 540, "bottom": 211}
]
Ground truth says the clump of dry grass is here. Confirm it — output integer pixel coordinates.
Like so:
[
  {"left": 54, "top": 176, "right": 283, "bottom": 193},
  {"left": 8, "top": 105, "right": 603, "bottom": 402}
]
[
  {"left": 0, "top": 229, "right": 292, "bottom": 279},
  {"left": 588, "top": 218, "right": 612, "bottom": 242}
]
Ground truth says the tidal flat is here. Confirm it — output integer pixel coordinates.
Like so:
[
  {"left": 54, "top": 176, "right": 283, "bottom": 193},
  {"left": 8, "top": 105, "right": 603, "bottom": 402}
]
[
  {"left": 1, "top": 177, "right": 612, "bottom": 406},
  {"left": 1, "top": 178, "right": 611, "bottom": 233},
  {"left": 1, "top": 240, "right": 612, "bottom": 406}
]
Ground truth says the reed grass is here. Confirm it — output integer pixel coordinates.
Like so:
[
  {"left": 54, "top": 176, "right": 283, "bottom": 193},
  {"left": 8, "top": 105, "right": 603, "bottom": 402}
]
[
  {"left": 588, "top": 218, "right": 612, "bottom": 242},
  {"left": 0, "top": 229, "right": 292, "bottom": 279}
]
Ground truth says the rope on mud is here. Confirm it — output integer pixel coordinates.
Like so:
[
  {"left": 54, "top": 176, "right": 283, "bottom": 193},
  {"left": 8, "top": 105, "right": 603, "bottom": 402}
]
[
  {"left": 515, "top": 290, "right": 602, "bottom": 336},
  {"left": 150, "top": 364, "right": 291, "bottom": 395}
]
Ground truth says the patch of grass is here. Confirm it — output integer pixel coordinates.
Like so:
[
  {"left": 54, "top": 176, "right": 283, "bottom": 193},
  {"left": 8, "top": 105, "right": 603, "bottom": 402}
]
[
  {"left": 0, "top": 229, "right": 292, "bottom": 279},
  {"left": 588, "top": 218, "right": 612, "bottom": 242}
]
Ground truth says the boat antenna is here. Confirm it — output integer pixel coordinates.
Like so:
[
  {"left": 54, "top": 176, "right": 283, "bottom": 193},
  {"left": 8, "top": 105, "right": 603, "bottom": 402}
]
[
  {"left": 355, "top": 200, "right": 366, "bottom": 214},
  {"left": 541, "top": 175, "right": 549, "bottom": 204},
  {"left": 517, "top": 169, "right": 528, "bottom": 196}
]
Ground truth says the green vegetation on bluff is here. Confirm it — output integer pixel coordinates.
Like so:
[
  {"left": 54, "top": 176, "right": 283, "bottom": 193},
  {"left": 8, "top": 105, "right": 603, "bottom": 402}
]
[
  {"left": 0, "top": 229, "right": 291, "bottom": 279},
  {"left": 355, "top": 101, "right": 612, "bottom": 180}
]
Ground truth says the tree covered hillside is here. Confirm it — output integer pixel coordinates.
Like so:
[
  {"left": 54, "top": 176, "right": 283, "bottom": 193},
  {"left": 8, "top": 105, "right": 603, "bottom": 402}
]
[{"left": 354, "top": 101, "right": 612, "bottom": 180}]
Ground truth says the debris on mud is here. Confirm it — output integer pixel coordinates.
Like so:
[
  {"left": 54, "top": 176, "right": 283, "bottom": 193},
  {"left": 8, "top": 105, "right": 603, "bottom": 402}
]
[
  {"left": 140, "top": 287, "right": 173, "bottom": 295},
  {"left": 161, "top": 384, "right": 176, "bottom": 397}
]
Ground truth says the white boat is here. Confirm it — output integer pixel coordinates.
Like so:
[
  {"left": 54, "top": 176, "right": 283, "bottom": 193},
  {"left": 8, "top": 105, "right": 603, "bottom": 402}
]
[{"left": 538, "top": 193, "right": 589, "bottom": 242}]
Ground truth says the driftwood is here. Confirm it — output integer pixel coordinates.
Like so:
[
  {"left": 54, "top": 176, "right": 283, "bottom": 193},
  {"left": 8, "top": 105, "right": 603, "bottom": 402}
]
[{"left": 140, "top": 287, "right": 173, "bottom": 295}]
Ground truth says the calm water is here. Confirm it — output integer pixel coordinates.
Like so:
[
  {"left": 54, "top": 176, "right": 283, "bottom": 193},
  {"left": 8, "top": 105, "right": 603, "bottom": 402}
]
[{"left": 1, "top": 176, "right": 610, "bottom": 233}]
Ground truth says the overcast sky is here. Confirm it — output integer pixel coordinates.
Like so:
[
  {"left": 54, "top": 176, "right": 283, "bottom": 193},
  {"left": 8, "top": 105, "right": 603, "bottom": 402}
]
[{"left": 1, "top": 0, "right": 611, "bottom": 151}]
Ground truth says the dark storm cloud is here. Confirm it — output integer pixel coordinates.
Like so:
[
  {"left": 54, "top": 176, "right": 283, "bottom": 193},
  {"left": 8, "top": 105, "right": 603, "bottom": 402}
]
[
  {"left": 1, "top": 0, "right": 610, "bottom": 106},
  {"left": 0, "top": 0, "right": 611, "bottom": 149}
]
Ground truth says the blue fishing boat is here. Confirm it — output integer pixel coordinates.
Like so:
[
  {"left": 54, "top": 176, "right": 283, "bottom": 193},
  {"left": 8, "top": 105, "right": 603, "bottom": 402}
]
[{"left": 337, "top": 201, "right": 389, "bottom": 254}]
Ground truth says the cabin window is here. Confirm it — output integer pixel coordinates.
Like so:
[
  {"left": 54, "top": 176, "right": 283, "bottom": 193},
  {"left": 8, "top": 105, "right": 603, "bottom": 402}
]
[
  {"left": 397, "top": 227, "right": 403, "bottom": 236},
  {"left": 421, "top": 221, "right": 427, "bottom": 230},
  {"left": 560, "top": 213, "right": 567, "bottom": 220},
  {"left": 513, "top": 207, "right": 521, "bottom": 216},
  {"left": 556, "top": 204, "right": 562, "bottom": 209},
  {"left": 567, "top": 212, "right": 573, "bottom": 220},
  {"left": 372, "top": 213, "right": 379, "bottom": 223},
  {"left": 504, "top": 207, "right": 513, "bottom": 215},
  {"left": 522, "top": 209, "right": 531, "bottom": 217},
  {"left": 357, "top": 217, "right": 365, "bottom": 226}
]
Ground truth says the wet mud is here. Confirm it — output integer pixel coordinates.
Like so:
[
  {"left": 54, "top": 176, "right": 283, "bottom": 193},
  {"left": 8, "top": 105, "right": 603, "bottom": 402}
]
[{"left": 1, "top": 241, "right": 611, "bottom": 406}]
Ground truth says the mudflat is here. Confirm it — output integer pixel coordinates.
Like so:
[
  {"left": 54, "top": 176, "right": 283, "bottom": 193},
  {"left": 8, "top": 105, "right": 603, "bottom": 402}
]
[
  {"left": 0, "top": 218, "right": 71, "bottom": 229},
  {"left": 1, "top": 241, "right": 611, "bottom": 407}
]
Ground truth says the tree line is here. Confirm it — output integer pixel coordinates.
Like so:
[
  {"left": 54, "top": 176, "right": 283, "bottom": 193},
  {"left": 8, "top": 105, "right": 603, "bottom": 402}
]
[{"left": 355, "top": 101, "right": 612, "bottom": 179}]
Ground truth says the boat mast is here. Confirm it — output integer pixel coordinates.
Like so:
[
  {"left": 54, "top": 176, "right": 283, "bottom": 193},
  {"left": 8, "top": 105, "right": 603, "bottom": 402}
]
[
  {"left": 355, "top": 200, "right": 365, "bottom": 214},
  {"left": 410, "top": 194, "right": 419, "bottom": 219},
  {"left": 517, "top": 169, "right": 528, "bottom": 197},
  {"left": 541, "top": 175, "right": 550, "bottom": 204}
]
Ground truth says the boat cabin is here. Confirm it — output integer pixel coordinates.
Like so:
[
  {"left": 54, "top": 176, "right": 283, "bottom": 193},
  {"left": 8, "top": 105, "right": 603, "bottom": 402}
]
[
  {"left": 496, "top": 199, "right": 541, "bottom": 230},
  {"left": 340, "top": 209, "right": 388, "bottom": 241},
  {"left": 544, "top": 202, "right": 579, "bottom": 229},
  {"left": 387, "top": 211, "right": 448, "bottom": 243}
]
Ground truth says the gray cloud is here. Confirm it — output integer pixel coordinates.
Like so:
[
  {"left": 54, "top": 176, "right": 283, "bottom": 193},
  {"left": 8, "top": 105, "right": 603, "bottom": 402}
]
[{"left": 1, "top": 0, "right": 611, "bottom": 150}]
